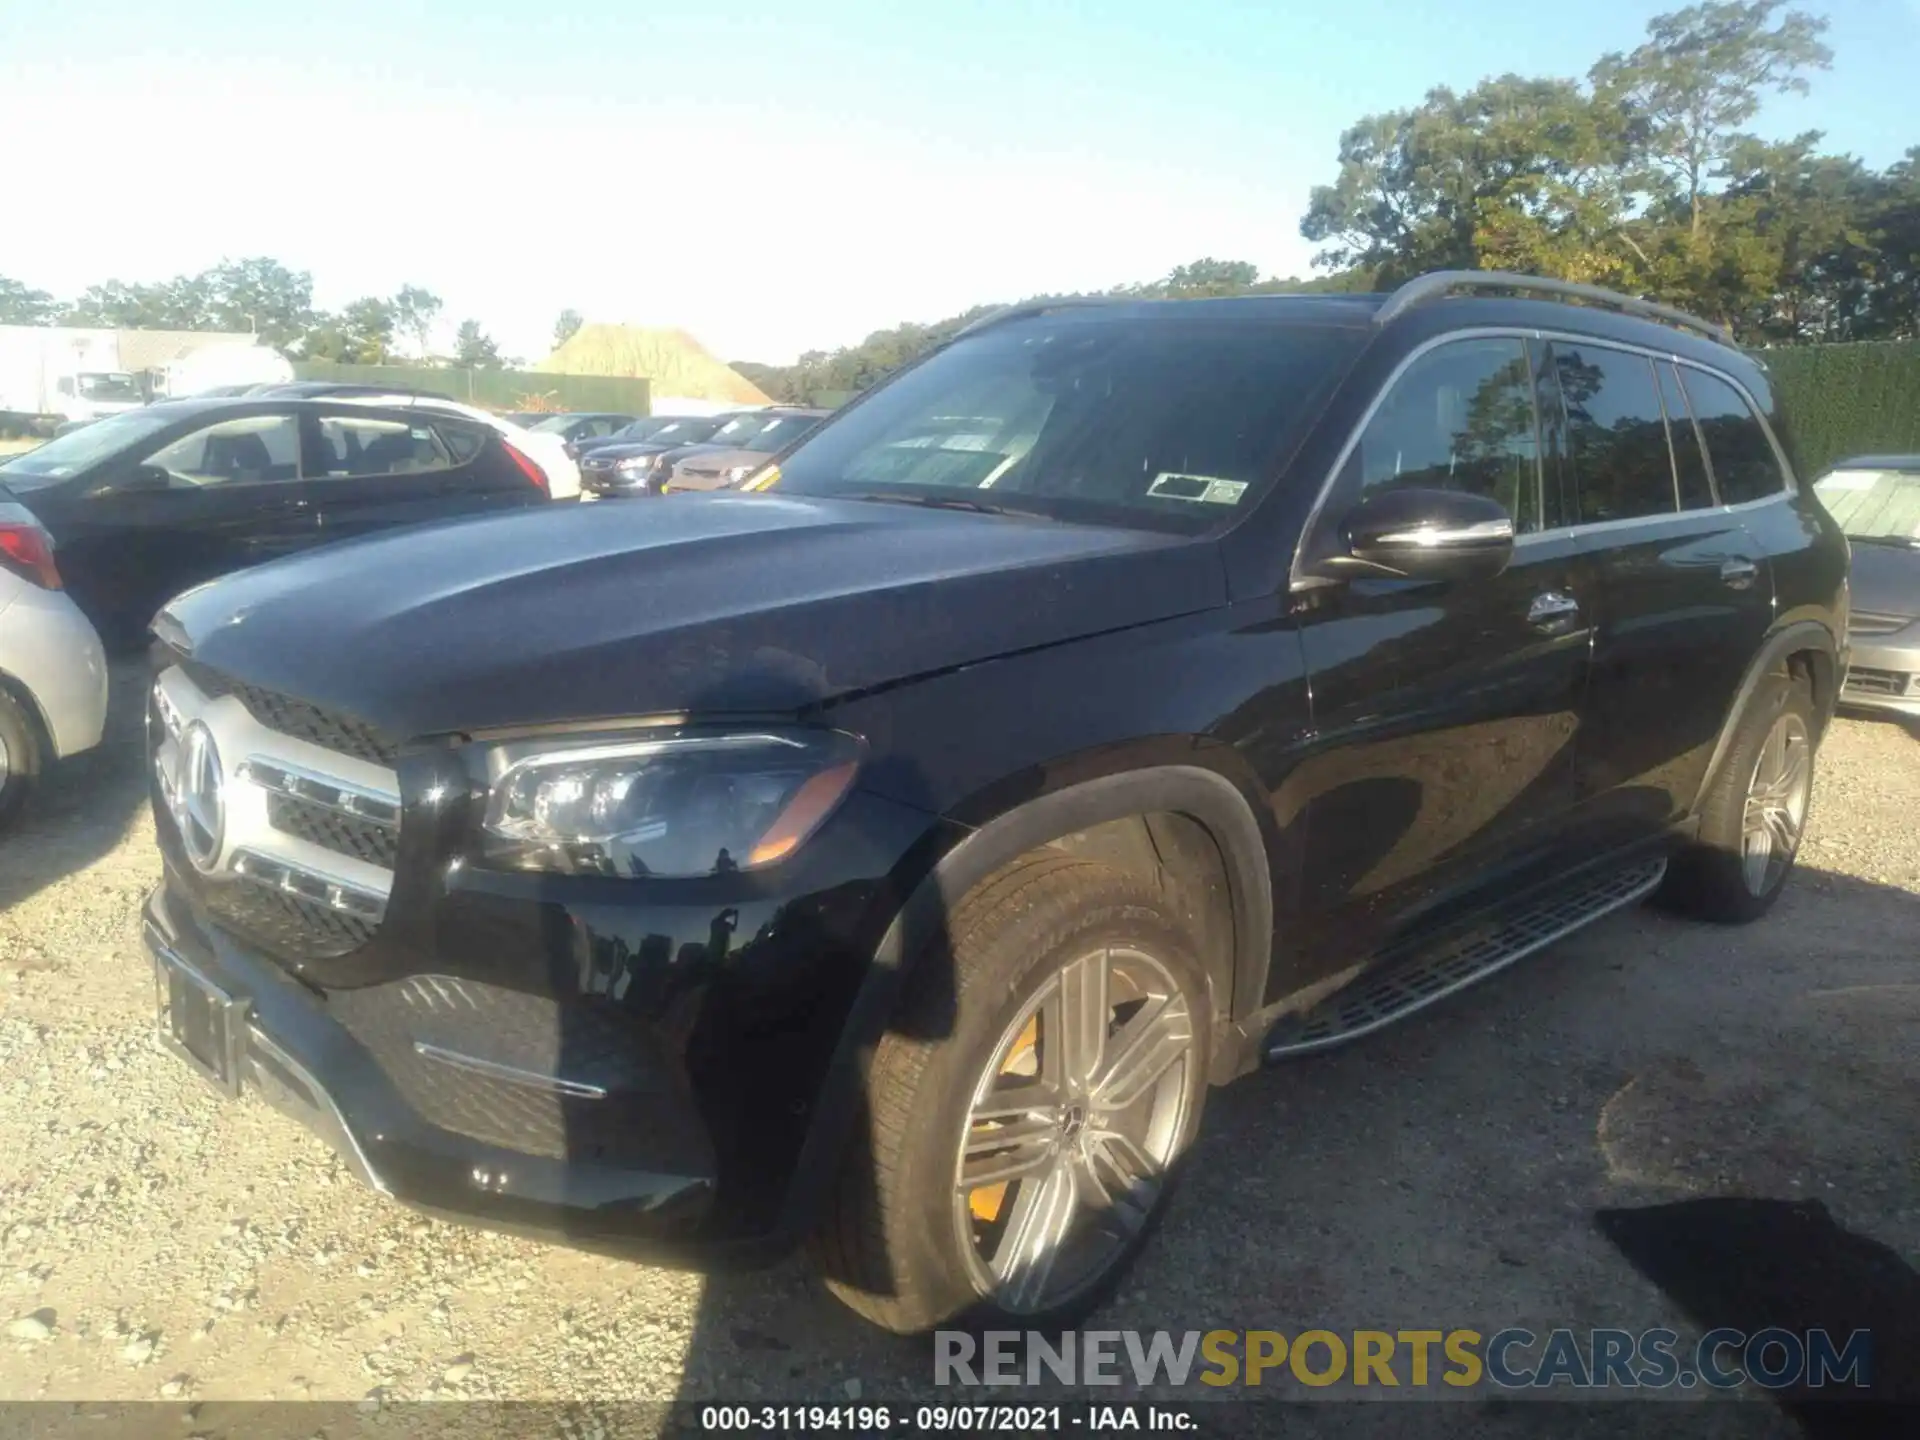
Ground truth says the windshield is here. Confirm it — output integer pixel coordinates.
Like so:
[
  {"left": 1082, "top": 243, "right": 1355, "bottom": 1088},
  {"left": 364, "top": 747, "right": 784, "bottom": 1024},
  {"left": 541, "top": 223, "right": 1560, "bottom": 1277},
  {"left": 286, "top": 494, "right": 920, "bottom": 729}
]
[
  {"left": 609, "top": 417, "right": 672, "bottom": 441},
  {"left": 742, "top": 414, "right": 821, "bottom": 453},
  {"left": 529, "top": 414, "right": 591, "bottom": 434},
  {"left": 0, "top": 409, "right": 178, "bottom": 490},
  {"left": 646, "top": 416, "right": 727, "bottom": 446},
  {"left": 769, "top": 314, "right": 1365, "bottom": 530},
  {"left": 703, "top": 414, "right": 770, "bottom": 447},
  {"left": 1814, "top": 468, "right": 1920, "bottom": 546},
  {"left": 78, "top": 372, "right": 142, "bottom": 402}
]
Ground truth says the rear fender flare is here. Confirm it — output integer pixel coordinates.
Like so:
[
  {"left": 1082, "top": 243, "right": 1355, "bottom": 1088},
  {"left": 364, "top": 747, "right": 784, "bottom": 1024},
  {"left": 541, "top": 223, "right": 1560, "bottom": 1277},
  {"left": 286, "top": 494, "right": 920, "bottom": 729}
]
[{"left": 1691, "top": 619, "right": 1839, "bottom": 814}]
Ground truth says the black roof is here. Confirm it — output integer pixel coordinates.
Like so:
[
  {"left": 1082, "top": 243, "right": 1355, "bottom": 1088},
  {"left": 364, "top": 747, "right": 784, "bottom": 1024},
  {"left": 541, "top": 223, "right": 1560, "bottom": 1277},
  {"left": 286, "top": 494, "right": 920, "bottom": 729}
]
[{"left": 971, "top": 279, "right": 1746, "bottom": 365}]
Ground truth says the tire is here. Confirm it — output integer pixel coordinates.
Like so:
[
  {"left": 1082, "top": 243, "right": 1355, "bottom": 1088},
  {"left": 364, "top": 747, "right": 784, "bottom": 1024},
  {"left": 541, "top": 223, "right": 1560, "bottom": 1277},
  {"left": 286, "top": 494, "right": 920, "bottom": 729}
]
[
  {"left": 0, "top": 688, "right": 43, "bottom": 827},
  {"left": 1657, "top": 671, "right": 1816, "bottom": 924},
  {"left": 810, "top": 855, "right": 1212, "bottom": 1334}
]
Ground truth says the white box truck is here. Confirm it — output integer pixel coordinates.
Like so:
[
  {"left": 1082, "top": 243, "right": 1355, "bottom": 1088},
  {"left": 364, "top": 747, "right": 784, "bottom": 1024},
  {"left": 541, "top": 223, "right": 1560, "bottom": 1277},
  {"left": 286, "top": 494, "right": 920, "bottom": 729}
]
[{"left": 0, "top": 327, "right": 146, "bottom": 429}]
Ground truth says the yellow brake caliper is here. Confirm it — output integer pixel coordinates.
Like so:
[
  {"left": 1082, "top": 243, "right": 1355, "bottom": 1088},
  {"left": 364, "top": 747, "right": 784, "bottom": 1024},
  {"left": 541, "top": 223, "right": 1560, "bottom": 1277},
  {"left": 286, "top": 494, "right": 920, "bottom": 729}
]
[{"left": 969, "top": 1015, "right": 1040, "bottom": 1223}]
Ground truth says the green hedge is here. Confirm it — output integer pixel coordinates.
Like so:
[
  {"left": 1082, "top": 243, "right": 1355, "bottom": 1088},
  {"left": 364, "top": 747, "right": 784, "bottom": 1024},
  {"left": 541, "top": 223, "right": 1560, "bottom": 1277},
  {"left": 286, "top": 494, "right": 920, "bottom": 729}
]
[
  {"left": 290, "top": 362, "right": 650, "bottom": 416},
  {"left": 1762, "top": 341, "right": 1920, "bottom": 480}
]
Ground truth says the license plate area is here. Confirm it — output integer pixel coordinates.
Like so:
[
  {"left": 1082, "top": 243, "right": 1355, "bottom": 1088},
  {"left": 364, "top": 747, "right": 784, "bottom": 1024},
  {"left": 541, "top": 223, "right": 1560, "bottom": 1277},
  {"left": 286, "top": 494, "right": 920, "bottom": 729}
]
[{"left": 153, "top": 949, "right": 250, "bottom": 1096}]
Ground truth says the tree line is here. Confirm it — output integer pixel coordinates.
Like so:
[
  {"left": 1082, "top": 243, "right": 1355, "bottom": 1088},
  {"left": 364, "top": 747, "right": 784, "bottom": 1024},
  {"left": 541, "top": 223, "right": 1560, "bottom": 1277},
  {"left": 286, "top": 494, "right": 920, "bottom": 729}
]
[
  {"left": 740, "top": 2, "right": 1919, "bottom": 404},
  {"left": 0, "top": 260, "right": 524, "bottom": 371},
  {"left": 3, "top": 4, "right": 1912, "bottom": 403}
]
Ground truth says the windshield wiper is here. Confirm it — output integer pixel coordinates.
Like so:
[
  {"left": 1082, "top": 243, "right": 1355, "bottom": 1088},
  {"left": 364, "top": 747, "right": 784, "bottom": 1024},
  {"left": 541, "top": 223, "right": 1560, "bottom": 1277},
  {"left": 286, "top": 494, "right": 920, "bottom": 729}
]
[
  {"left": 1848, "top": 534, "right": 1920, "bottom": 549},
  {"left": 838, "top": 490, "right": 1037, "bottom": 517}
]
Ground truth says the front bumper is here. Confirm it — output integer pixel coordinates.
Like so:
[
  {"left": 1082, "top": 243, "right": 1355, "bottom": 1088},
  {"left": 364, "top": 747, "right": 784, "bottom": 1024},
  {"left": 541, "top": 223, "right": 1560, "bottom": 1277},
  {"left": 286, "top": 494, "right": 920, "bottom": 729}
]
[
  {"left": 1839, "top": 633, "right": 1920, "bottom": 716},
  {"left": 142, "top": 882, "right": 720, "bottom": 1253},
  {"left": 578, "top": 465, "right": 657, "bottom": 497}
]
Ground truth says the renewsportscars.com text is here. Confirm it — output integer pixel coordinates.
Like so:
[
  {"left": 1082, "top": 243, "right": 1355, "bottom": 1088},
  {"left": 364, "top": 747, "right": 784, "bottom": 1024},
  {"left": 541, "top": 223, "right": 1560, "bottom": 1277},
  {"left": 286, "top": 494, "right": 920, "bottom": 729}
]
[{"left": 934, "top": 1327, "right": 1872, "bottom": 1391}]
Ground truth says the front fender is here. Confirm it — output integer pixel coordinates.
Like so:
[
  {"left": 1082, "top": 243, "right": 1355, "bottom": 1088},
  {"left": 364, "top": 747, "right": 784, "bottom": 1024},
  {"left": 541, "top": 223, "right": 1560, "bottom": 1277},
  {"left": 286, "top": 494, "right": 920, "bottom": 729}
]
[{"left": 774, "top": 762, "right": 1274, "bottom": 1244}]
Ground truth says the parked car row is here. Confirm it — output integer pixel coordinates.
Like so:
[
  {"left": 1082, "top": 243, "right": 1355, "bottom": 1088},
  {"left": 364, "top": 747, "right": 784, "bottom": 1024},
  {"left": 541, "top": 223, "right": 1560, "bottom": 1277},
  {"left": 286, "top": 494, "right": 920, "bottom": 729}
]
[{"left": 577, "top": 406, "right": 829, "bottom": 497}]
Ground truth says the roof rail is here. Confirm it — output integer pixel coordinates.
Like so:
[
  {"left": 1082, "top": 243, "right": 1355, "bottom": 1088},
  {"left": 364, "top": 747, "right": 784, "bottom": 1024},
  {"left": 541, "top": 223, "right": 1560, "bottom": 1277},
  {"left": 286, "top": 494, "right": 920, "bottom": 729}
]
[
  {"left": 953, "top": 296, "right": 1118, "bottom": 339},
  {"left": 1374, "top": 270, "right": 1734, "bottom": 347}
]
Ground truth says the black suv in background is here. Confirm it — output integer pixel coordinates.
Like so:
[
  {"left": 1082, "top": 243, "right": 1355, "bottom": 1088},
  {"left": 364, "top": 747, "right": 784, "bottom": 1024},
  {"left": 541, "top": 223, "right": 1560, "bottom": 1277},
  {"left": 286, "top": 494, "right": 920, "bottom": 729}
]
[{"left": 141, "top": 272, "right": 1847, "bottom": 1334}]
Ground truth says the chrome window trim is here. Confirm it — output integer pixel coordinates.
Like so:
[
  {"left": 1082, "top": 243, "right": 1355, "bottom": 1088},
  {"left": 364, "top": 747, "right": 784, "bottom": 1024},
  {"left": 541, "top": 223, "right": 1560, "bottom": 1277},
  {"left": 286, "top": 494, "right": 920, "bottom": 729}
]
[{"left": 1289, "top": 325, "right": 1798, "bottom": 592}]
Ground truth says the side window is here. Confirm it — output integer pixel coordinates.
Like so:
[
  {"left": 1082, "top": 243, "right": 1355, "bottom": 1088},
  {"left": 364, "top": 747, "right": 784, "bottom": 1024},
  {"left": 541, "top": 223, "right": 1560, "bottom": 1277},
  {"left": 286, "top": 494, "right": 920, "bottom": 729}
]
[
  {"left": 1547, "top": 344, "right": 1677, "bottom": 525},
  {"left": 1353, "top": 337, "right": 1541, "bottom": 532},
  {"left": 311, "top": 415, "right": 453, "bottom": 479},
  {"left": 1679, "top": 369, "right": 1788, "bottom": 505},
  {"left": 1655, "top": 362, "right": 1716, "bottom": 510},
  {"left": 143, "top": 414, "right": 301, "bottom": 487},
  {"left": 437, "top": 420, "right": 486, "bottom": 464}
]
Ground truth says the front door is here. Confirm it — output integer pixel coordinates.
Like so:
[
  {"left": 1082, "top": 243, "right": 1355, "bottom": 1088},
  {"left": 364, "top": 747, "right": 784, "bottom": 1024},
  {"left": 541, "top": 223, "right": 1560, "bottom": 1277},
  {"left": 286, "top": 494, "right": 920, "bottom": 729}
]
[
  {"left": 52, "top": 410, "right": 313, "bottom": 640},
  {"left": 1279, "top": 334, "right": 1595, "bottom": 988}
]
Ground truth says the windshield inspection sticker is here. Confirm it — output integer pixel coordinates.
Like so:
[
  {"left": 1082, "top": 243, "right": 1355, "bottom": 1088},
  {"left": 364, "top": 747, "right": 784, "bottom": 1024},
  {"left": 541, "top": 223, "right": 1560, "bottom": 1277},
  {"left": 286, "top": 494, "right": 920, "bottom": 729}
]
[{"left": 1149, "top": 472, "right": 1249, "bottom": 505}]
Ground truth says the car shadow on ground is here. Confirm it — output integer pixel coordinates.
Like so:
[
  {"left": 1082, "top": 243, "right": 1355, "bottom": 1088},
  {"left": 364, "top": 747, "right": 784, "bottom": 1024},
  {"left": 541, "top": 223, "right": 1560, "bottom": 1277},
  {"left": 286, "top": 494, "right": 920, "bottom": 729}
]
[
  {"left": 657, "top": 862, "right": 1917, "bottom": 1436},
  {"left": 0, "top": 657, "right": 148, "bottom": 915}
]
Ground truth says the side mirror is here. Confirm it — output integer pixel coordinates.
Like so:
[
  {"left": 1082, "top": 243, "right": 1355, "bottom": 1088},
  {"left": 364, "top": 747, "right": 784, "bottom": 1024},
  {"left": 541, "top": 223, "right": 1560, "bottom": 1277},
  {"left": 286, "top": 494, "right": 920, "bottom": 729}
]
[
  {"left": 116, "top": 464, "right": 175, "bottom": 494},
  {"left": 1334, "top": 487, "right": 1515, "bottom": 583}
]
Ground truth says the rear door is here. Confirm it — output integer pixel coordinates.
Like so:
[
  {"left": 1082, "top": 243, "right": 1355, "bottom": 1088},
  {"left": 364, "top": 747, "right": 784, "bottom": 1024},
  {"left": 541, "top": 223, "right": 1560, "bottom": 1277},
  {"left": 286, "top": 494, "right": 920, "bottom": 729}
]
[
  {"left": 47, "top": 409, "right": 312, "bottom": 636},
  {"left": 1548, "top": 342, "right": 1775, "bottom": 843},
  {"left": 1284, "top": 335, "right": 1595, "bottom": 978},
  {"left": 303, "top": 408, "right": 538, "bottom": 543}
]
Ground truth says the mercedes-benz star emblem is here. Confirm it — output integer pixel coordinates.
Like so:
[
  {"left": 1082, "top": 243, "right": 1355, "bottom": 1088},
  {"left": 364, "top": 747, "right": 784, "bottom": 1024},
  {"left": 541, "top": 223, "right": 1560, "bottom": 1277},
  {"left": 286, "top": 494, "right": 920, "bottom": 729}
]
[{"left": 176, "top": 722, "right": 226, "bottom": 873}]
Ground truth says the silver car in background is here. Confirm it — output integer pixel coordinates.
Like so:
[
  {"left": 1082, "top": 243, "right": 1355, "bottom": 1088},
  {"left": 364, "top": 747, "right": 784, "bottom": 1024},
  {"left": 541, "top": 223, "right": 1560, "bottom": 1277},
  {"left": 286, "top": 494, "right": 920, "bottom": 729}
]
[
  {"left": 0, "top": 487, "right": 109, "bottom": 822},
  {"left": 663, "top": 408, "right": 831, "bottom": 492},
  {"left": 1815, "top": 456, "right": 1920, "bottom": 718}
]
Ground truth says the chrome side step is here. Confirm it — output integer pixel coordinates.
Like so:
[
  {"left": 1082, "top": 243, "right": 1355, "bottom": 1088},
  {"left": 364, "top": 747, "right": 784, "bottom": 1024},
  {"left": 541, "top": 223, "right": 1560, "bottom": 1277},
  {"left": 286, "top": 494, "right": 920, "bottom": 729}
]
[{"left": 1264, "top": 858, "right": 1667, "bottom": 1061}]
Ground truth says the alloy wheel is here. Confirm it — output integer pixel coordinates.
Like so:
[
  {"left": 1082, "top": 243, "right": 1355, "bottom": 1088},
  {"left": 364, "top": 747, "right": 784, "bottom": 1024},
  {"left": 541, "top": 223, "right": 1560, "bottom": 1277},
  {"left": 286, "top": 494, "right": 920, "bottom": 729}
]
[
  {"left": 1741, "top": 711, "right": 1811, "bottom": 896},
  {"left": 952, "top": 944, "right": 1195, "bottom": 1314}
]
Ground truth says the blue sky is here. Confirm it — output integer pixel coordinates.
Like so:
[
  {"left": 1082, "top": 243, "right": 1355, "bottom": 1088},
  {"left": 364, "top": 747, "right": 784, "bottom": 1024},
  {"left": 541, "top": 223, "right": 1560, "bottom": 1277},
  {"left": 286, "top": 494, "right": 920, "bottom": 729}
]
[{"left": 2, "top": 0, "right": 1914, "bottom": 363}]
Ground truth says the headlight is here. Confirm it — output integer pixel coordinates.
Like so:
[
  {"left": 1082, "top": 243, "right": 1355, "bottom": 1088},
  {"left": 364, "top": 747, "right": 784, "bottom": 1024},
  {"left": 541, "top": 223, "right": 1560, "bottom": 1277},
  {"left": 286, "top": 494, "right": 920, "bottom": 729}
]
[
  {"left": 478, "top": 730, "right": 862, "bottom": 877},
  {"left": 615, "top": 454, "right": 655, "bottom": 473},
  {"left": 723, "top": 464, "right": 756, "bottom": 486}
]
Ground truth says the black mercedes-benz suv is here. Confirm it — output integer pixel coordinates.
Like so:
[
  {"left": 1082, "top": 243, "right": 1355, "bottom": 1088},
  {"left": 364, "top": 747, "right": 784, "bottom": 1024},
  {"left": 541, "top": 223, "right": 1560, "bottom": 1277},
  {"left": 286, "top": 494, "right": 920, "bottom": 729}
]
[{"left": 140, "top": 272, "right": 1849, "bottom": 1334}]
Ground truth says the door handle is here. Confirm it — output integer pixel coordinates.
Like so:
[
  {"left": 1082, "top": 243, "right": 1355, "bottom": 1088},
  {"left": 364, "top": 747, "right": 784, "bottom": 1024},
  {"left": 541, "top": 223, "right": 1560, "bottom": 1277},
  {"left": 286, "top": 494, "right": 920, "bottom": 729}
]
[
  {"left": 1720, "top": 557, "right": 1758, "bottom": 590},
  {"left": 1527, "top": 590, "right": 1582, "bottom": 632}
]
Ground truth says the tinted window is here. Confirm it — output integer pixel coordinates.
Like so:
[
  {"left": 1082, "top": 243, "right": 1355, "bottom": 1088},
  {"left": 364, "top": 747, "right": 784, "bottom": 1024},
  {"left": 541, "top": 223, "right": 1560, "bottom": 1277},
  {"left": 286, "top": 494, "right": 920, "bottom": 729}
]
[
  {"left": 1353, "top": 337, "right": 1539, "bottom": 531},
  {"left": 144, "top": 414, "right": 301, "bottom": 487},
  {"left": 313, "top": 415, "right": 452, "bottom": 478},
  {"left": 1549, "top": 344, "right": 1677, "bottom": 524},
  {"left": 773, "top": 316, "right": 1366, "bottom": 531},
  {"left": 1681, "top": 369, "right": 1787, "bottom": 505},
  {"left": 1656, "top": 362, "right": 1716, "bottom": 510}
]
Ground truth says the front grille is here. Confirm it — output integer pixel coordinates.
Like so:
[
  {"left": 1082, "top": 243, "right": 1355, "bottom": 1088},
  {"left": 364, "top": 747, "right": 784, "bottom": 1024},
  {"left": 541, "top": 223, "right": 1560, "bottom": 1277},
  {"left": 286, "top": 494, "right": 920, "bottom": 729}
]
[
  {"left": 1844, "top": 666, "right": 1915, "bottom": 697},
  {"left": 199, "top": 879, "right": 378, "bottom": 963},
  {"left": 1847, "top": 611, "right": 1913, "bottom": 638},
  {"left": 181, "top": 661, "right": 397, "bottom": 765},
  {"left": 267, "top": 792, "right": 399, "bottom": 868}
]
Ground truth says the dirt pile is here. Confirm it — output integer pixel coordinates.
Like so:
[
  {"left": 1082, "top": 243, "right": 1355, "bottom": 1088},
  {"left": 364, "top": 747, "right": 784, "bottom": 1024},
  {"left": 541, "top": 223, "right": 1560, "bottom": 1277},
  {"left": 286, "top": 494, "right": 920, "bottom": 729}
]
[{"left": 536, "top": 325, "right": 770, "bottom": 405}]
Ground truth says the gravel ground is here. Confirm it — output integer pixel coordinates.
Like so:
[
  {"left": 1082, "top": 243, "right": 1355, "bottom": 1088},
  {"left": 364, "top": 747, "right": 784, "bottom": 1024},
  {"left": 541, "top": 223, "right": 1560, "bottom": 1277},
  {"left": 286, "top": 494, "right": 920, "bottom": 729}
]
[{"left": 1, "top": 673, "right": 1915, "bottom": 1432}]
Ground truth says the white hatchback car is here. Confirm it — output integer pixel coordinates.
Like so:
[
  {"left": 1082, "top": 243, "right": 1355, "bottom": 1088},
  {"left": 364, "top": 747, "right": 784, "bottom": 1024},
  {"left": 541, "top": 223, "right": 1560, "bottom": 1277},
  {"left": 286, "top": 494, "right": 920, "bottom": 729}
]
[{"left": 0, "top": 488, "right": 109, "bottom": 823}]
